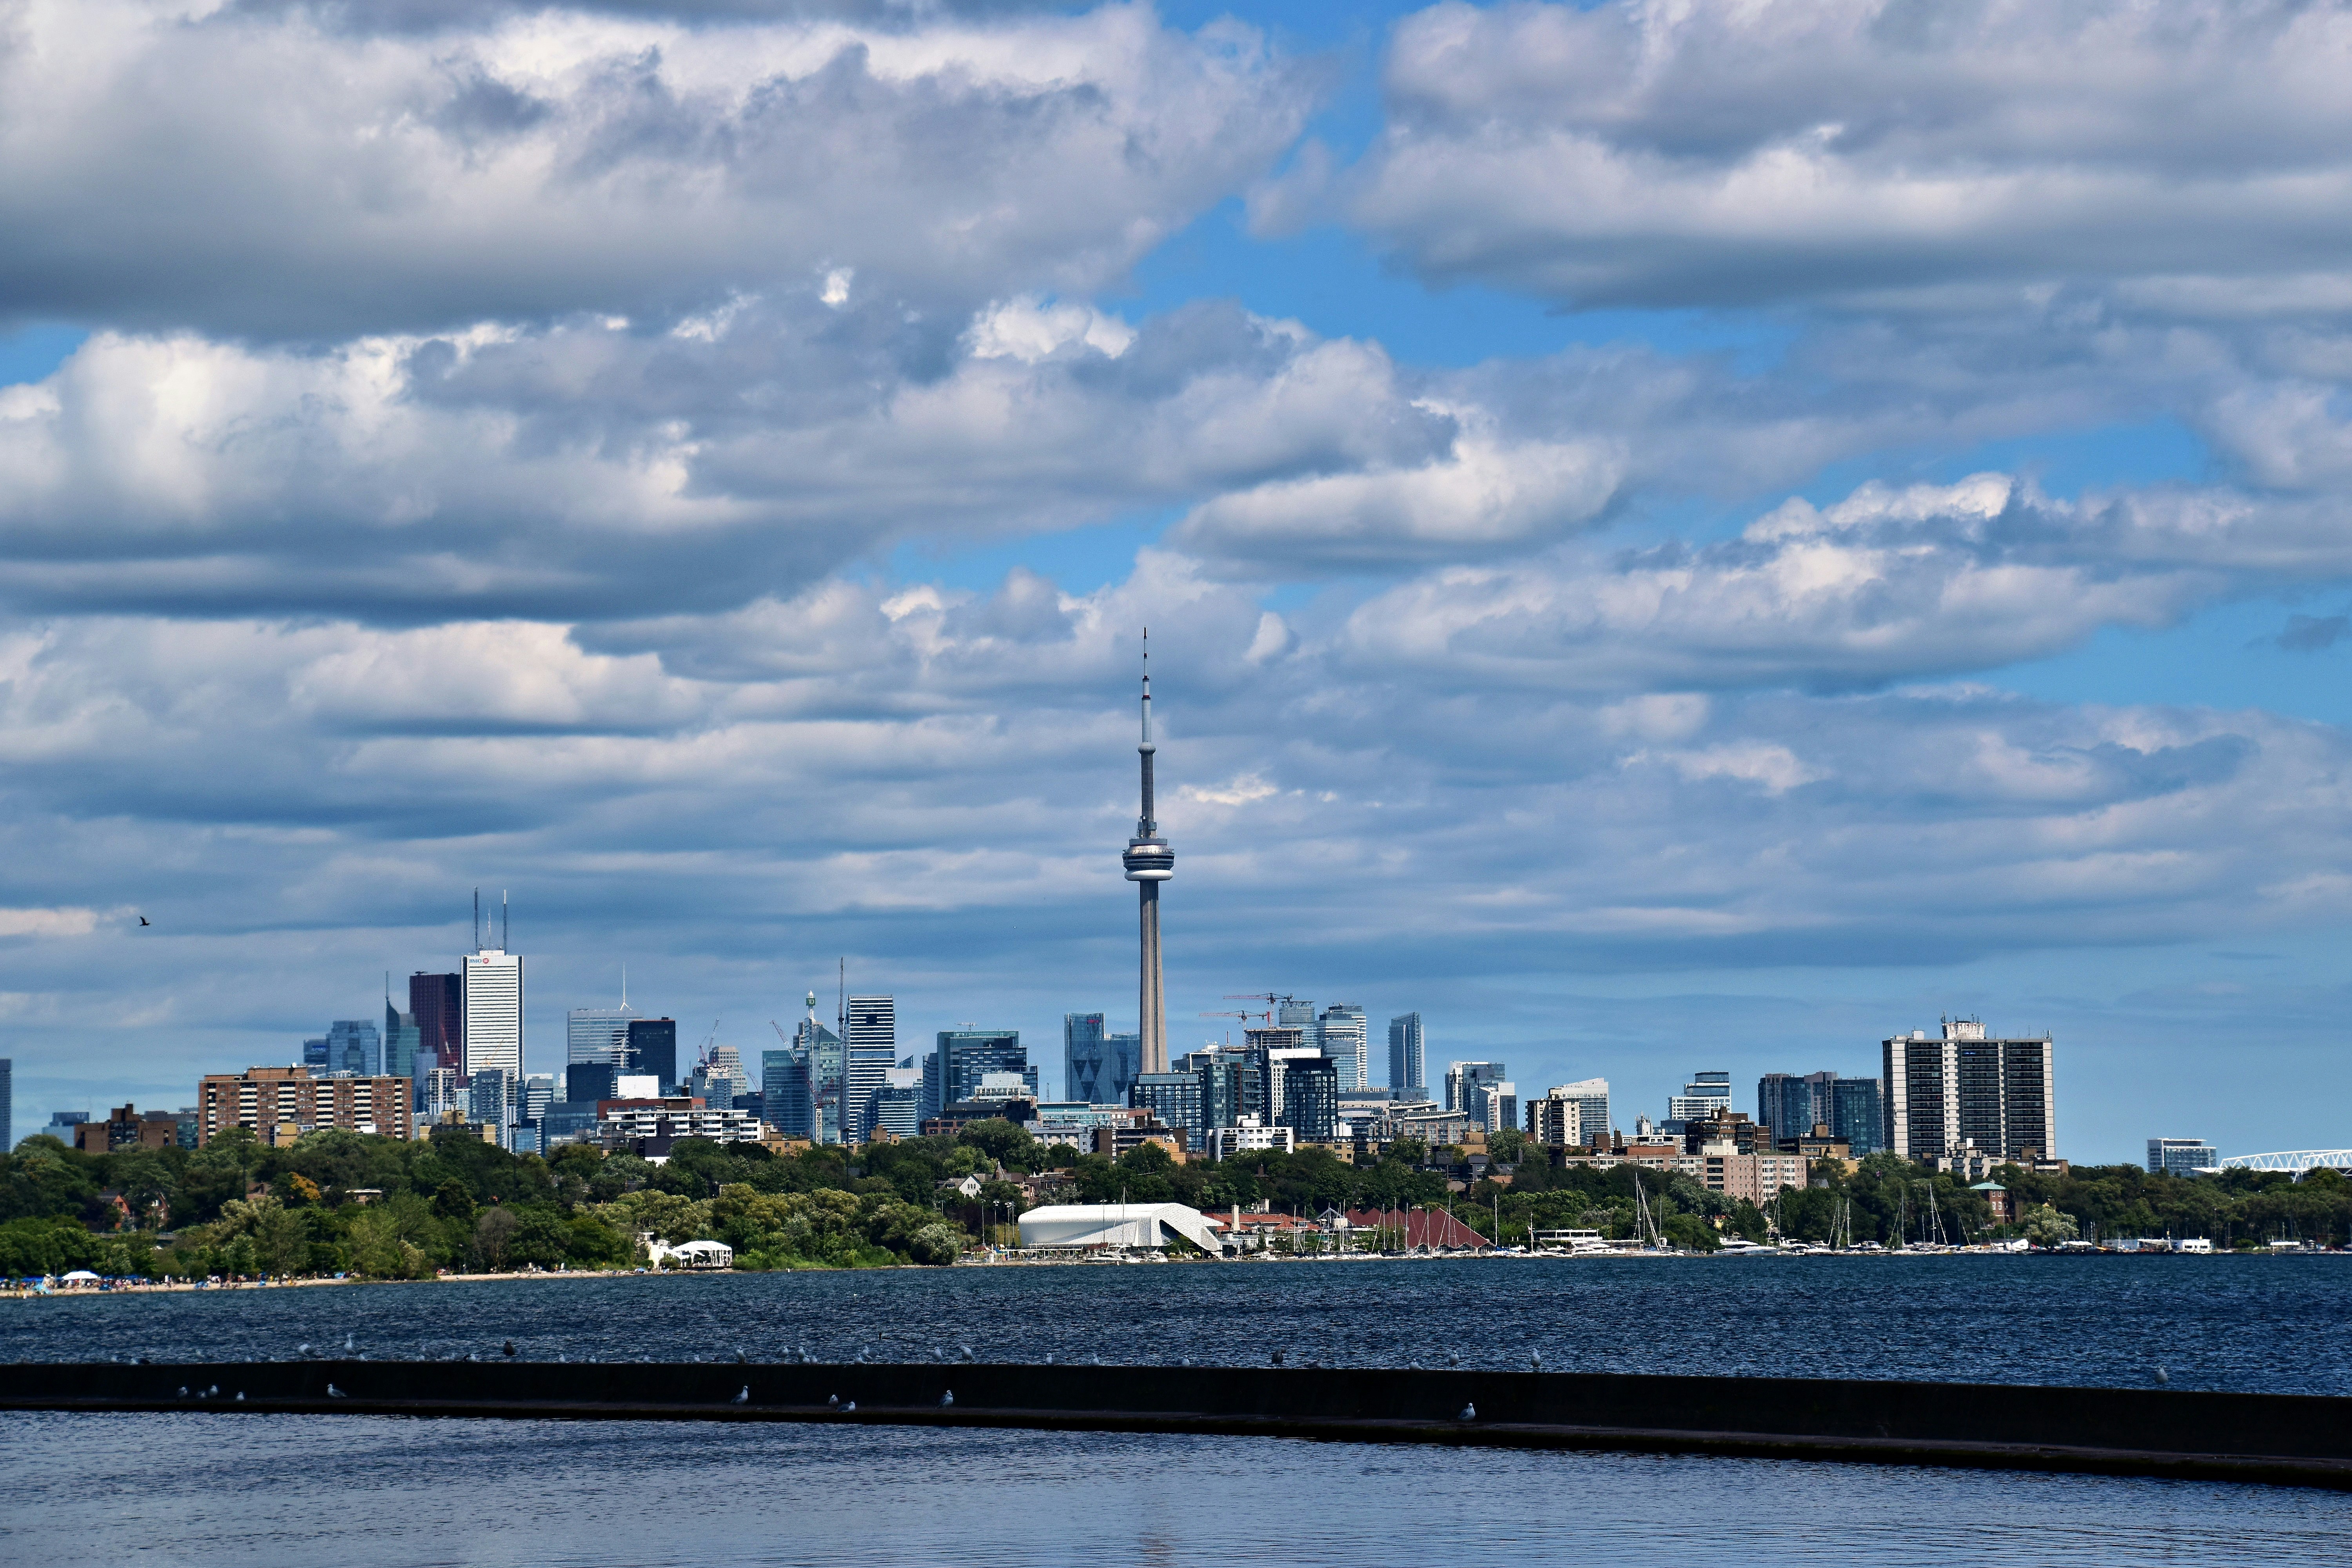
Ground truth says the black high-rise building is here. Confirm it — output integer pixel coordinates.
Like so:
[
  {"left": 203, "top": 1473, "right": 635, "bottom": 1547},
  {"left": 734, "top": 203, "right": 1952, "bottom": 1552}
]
[
  {"left": 566, "top": 1062, "right": 617, "bottom": 1103},
  {"left": 627, "top": 1018, "right": 678, "bottom": 1090}
]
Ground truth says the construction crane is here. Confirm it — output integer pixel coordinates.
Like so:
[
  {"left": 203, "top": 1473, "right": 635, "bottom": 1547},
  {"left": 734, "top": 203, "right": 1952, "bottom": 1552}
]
[
  {"left": 1198, "top": 1009, "right": 1267, "bottom": 1025},
  {"left": 1225, "top": 992, "right": 1300, "bottom": 1014},
  {"left": 771, "top": 1020, "right": 794, "bottom": 1049}
]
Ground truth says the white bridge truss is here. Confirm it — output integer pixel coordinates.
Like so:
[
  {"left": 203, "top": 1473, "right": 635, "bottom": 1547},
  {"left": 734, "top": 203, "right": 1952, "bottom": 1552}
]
[{"left": 2209, "top": 1151, "right": 2352, "bottom": 1174}]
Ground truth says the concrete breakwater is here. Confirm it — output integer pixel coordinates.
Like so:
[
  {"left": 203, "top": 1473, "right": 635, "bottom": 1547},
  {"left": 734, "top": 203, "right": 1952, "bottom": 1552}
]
[{"left": 8, "top": 1359, "right": 2350, "bottom": 1489}]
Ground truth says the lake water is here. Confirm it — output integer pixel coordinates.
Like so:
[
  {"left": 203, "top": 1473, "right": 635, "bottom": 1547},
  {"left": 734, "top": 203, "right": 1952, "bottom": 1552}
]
[
  {"left": 8, "top": 1254, "right": 2349, "bottom": 1394},
  {"left": 9, "top": 1256, "right": 2349, "bottom": 1564}
]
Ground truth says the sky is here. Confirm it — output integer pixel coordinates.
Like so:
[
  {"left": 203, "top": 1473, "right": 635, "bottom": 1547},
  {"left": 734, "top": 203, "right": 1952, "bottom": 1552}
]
[{"left": 4, "top": 0, "right": 2352, "bottom": 1163}]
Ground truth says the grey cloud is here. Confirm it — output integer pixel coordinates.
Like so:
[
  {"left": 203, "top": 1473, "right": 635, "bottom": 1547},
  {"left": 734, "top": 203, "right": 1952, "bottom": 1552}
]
[
  {"left": 2274, "top": 612, "right": 2349, "bottom": 652},
  {"left": 0, "top": 3, "right": 1313, "bottom": 339},
  {"left": 1315, "top": 0, "right": 2352, "bottom": 315}
]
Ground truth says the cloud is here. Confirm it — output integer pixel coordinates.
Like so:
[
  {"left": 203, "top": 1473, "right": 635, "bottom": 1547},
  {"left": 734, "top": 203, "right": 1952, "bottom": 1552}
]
[
  {"left": 0, "top": 2, "right": 1314, "bottom": 338},
  {"left": 1321, "top": 0, "right": 2352, "bottom": 316},
  {"left": 2274, "top": 613, "right": 2349, "bottom": 653},
  {"left": 0, "top": 907, "right": 104, "bottom": 940}
]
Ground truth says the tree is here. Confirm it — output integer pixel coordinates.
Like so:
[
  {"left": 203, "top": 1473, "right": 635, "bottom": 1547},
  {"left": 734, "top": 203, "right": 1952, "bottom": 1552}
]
[
  {"left": 473, "top": 1207, "right": 521, "bottom": 1271},
  {"left": 2021, "top": 1202, "right": 2079, "bottom": 1247}
]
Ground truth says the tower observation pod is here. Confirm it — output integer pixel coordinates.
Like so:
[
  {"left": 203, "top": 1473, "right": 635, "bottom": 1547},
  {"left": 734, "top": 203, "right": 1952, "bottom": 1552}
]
[{"left": 1122, "top": 630, "right": 1174, "bottom": 1075}]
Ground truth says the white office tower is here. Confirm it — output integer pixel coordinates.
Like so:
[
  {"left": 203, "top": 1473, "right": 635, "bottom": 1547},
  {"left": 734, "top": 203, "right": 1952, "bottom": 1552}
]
[
  {"left": 463, "top": 950, "right": 523, "bottom": 1079},
  {"left": 1318, "top": 1004, "right": 1368, "bottom": 1092},
  {"left": 522, "top": 1074, "right": 555, "bottom": 1122},
  {"left": 567, "top": 1005, "right": 637, "bottom": 1070},
  {"left": 844, "top": 995, "right": 896, "bottom": 1143}
]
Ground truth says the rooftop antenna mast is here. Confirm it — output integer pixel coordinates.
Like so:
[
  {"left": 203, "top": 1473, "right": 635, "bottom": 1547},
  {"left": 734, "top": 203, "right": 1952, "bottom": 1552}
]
[
  {"left": 501, "top": 889, "right": 508, "bottom": 951},
  {"left": 472, "top": 887, "right": 480, "bottom": 951},
  {"left": 838, "top": 957, "right": 846, "bottom": 1045}
]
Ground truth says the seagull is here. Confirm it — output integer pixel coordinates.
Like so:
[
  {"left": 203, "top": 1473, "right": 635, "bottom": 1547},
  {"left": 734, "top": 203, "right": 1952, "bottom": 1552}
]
[
  {"left": 236, "top": 1392, "right": 247, "bottom": 1402},
  {"left": 732, "top": 1386, "right": 750, "bottom": 1405},
  {"left": 1530, "top": 1351, "right": 1545, "bottom": 1372},
  {"left": 940, "top": 1390, "right": 955, "bottom": 1408},
  {"left": 841, "top": 1401, "right": 857, "bottom": 1413},
  {"left": 298, "top": 1343, "right": 310, "bottom": 1356},
  {"left": 1446, "top": 1353, "right": 1461, "bottom": 1368},
  {"left": 503, "top": 1341, "right": 516, "bottom": 1357},
  {"left": 138, "top": 916, "right": 150, "bottom": 927},
  {"left": 1457, "top": 1403, "right": 1476, "bottom": 1421},
  {"left": 1407, "top": 1361, "right": 1423, "bottom": 1371},
  {"left": 1270, "top": 1350, "right": 1285, "bottom": 1366},
  {"left": 1044, "top": 1353, "right": 1055, "bottom": 1365},
  {"left": 734, "top": 1350, "right": 747, "bottom": 1364},
  {"left": 828, "top": 1394, "right": 840, "bottom": 1407},
  {"left": 344, "top": 1335, "right": 354, "bottom": 1352},
  {"left": 178, "top": 1386, "right": 189, "bottom": 1398},
  {"left": 958, "top": 1345, "right": 973, "bottom": 1362},
  {"left": 327, "top": 1384, "right": 347, "bottom": 1399},
  {"left": 2155, "top": 1366, "right": 2171, "bottom": 1385}
]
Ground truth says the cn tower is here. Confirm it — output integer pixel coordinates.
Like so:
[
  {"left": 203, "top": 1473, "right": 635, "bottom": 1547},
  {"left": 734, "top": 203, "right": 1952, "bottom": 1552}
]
[{"left": 1122, "top": 629, "right": 1174, "bottom": 1073}]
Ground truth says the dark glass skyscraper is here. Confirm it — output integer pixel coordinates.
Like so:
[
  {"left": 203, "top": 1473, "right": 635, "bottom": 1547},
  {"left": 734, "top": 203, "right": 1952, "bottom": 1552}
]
[
  {"left": 1065, "top": 1012, "right": 1141, "bottom": 1105},
  {"left": 1279, "top": 1056, "right": 1339, "bottom": 1141},
  {"left": 937, "top": 1029, "right": 1029, "bottom": 1106},
  {"left": 626, "top": 1018, "right": 678, "bottom": 1089},
  {"left": 410, "top": 971, "right": 463, "bottom": 1075}
]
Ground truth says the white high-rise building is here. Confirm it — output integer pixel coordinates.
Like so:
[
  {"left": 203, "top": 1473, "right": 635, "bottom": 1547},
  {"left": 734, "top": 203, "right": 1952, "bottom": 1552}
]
[
  {"left": 463, "top": 947, "right": 523, "bottom": 1080},
  {"left": 844, "top": 995, "right": 896, "bottom": 1143},
  {"left": 1668, "top": 1071, "right": 1731, "bottom": 1125},
  {"left": 1548, "top": 1078, "right": 1613, "bottom": 1147},
  {"left": 1318, "top": 1004, "right": 1367, "bottom": 1093}
]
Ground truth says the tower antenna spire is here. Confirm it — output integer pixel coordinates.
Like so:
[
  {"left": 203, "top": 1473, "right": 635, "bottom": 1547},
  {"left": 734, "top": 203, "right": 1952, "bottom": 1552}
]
[{"left": 472, "top": 887, "right": 480, "bottom": 951}]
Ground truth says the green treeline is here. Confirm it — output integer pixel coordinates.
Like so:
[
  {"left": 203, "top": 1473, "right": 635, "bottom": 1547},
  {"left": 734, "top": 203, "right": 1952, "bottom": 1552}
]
[
  {"left": 10, "top": 1118, "right": 2346, "bottom": 1280},
  {"left": 0, "top": 1126, "right": 974, "bottom": 1281}
]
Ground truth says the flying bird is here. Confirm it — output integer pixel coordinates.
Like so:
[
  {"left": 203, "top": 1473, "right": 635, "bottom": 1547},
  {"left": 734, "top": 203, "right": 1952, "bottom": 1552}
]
[{"left": 138, "top": 916, "right": 150, "bottom": 926}]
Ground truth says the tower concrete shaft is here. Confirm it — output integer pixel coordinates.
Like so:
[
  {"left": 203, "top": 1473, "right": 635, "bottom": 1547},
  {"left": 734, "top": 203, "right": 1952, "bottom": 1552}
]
[{"left": 1121, "top": 630, "right": 1173, "bottom": 1074}]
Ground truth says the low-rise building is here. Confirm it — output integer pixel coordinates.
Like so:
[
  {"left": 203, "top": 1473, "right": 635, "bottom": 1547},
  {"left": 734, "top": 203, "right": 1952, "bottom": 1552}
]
[
  {"left": 1203, "top": 1115, "right": 1294, "bottom": 1161},
  {"left": 1018, "top": 1201, "right": 1226, "bottom": 1253},
  {"left": 1698, "top": 1150, "right": 1810, "bottom": 1207},
  {"left": 2147, "top": 1138, "right": 2219, "bottom": 1177},
  {"left": 197, "top": 1067, "right": 413, "bottom": 1147},
  {"left": 72, "top": 1104, "right": 178, "bottom": 1154},
  {"left": 1087, "top": 1120, "right": 1186, "bottom": 1160},
  {"left": 593, "top": 1101, "right": 762, "bottom": 1150}
]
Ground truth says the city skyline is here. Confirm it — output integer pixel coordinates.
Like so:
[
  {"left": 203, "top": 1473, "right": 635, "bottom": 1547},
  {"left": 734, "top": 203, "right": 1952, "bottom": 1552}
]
[{"left": 5, "top": 4, "right": 2352, "bottom": 1163}]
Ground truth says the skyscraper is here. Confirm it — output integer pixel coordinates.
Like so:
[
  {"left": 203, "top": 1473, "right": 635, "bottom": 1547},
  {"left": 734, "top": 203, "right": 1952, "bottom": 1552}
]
[
  {"left": 1318, "top": 1004, "right": 1367, "bottom": 1093},
  {"left": 323, "top": 1020, "right": 381, "bottom": 1077},
  {"left": 626, "top": 1018, "right": 678, "bottom": 1089},
  {"left": 844, "top": 995, "right": 895, "bottom": 1143},
  {"left": 568, "top": 1005, "right": 637, "bottom": 1072},
  {"left": 1387, "top": 1013, "right": 1425, "bottom": 1095},
  {"left": 1883, "top": 1018, "right": 2056, "bottom": 1161},
  {"left": 382, "top": 999, "right": 420, "bottom": 1084},
  {"left": 1120, "top": 631, "right": 1174, "bottom": 1075},
  {"left": 1445, "top": 1061, "right": 1508, "bottom": 1114},
  {"left": 409, "top": 971, "right": 463, "bottom": 1076},
  {"left": 1546, "top": 1078, "right": 1612, "bottom": 1147},
  {"left": 937, "top": 1029, "right": 1031, "bottom": 1107},
  {"left": 1757, "top": 1071, "right": 1838, "bottom": 1141},
  {"left": 763, "top": 1044, "right": 814, "bottom": 1138},
  {"left": 1065, "top": 1012, "right": 1141, "bottom": 1105},
  {"left": 460, "top": 889, "right": 522, "bottom": 1080},
  {"left": 1833, "top": 1078, "right": 1884, "bottom": 1157}
]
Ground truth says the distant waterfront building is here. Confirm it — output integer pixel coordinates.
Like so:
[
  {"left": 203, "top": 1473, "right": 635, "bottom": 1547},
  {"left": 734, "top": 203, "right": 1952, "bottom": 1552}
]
[
  {"left": 1832, "top": 1078, "right": 1884, "bottom": 1158},
  {"left": 762, "top": 1045, "right": 814, "bottom": 1139},
  {"left": 1387, "top": 1013, "right": 1425, "bottom": 1094},
  {"left": 1319, "top": 1005, "right": 1368, "bottom": 1094},
  {"left": 197, "top": 1065, "right": 413, "bottom": 1147},
  {"left": 1130, "top": 1072, "right": 1205, "bottom": 1151},
  {"left": 1668, "top": 1071, "right": 1732, "bottom": 1128},
  {"left": 844, "top": 995, "right": 896, "bottom": 1142},
  {"left": 462, "top": 944, "right": 523, "bottom": 1081},
  {"left": 1883, "top": 1018, "right": 2056, "bottom": 1162},
  {"left": 1064, "top": 1013, "right": 1142, "bottom": 1106},
  {"left": 628, "top": 1017, "right": 679, "bottom": 1091},
  {"left": 873, "top": 1067, "right": 922, "bottom": 1139},
  {"left": 1204, "top": 1116, "right": 1295, "bottom": 1160},
  {"left": 2149, "top": 1138, "right": 2219, "bottom": 1176},
  {"left": 1278, "top": 1056, "right": 1339, "bottom": 1142},
  {"left": 1444, "top": 1061, "right": 1510, "bottom": 1117},
  {"left": 568, "top": 1005, "right": 638, "bottom": 1073},
  {"left": 1546, "top": 1078, "right": 1612, "bottom": 1148},
  {"left": 1526, "top": 1090, "right": 1584, "bottom": 1148},
  {"left": 382, "top": 1003, "right": 421, "bottom": 1087},
  {"left": 471, "top": 1067, "right": 514, "bottom": 1144},
  {"left": 409, "top": 971, "right": 463, "bottom": 1077},
  {"left": 324, "top": 1020, "right": 380, "bottom": 1078},
  {"left": 937, "top": 1029, "right": 1035, "bottom": 1108}
]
